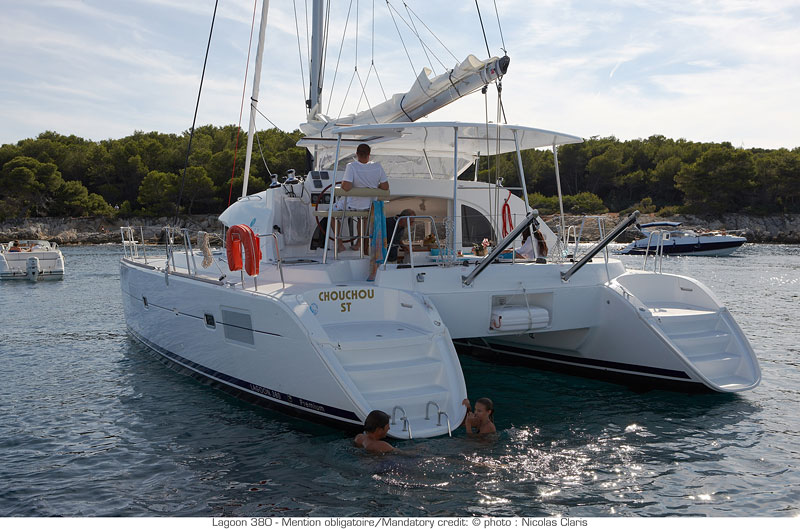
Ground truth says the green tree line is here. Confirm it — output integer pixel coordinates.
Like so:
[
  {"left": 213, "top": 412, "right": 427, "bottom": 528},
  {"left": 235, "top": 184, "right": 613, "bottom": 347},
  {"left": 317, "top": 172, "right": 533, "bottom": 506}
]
[
  {"left": 1, "top": 127, "right": 798, "bottom": 221},
  {"left": 0, "top": 126, "right": 305, "bottom": 221}
]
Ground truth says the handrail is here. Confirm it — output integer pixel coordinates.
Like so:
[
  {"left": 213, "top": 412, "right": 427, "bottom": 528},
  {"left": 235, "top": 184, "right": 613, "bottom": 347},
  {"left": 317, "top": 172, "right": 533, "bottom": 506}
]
[
  {"left": 425, "top": 401, "right": 440, "bottom": 421},
  {"left": 560, "top": 211, "right": 640, "bottom": 282},
  {"left": 391, "top": 406, "right": 406, "bottom": 426},
  {"left": 402, "top": 417, "right": 413, "bottom": 439},
  {"left": 643, "top": 229, "right": 669, "bottom": 273},
  {"left": 140, "top": 227, "right": 148, "bottom": 264},
  {"left": 438, "top": 411, "right": 452, "bottom": 437},
  {"left": 122, "top": 225, "right": 235, "bottom": 286},
  {"left": 381, "top": 215, "right": 442, "bottom": 269},
  {"left": 259, "top": 232, "right": 284, "bottom": 289},
  {"left": 462, "top": 209, "right": 540, "bottom": 287}
]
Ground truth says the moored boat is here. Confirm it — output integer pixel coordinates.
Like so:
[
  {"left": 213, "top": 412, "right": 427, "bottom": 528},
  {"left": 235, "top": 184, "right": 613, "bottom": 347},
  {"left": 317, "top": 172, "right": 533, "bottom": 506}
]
[
  {"left": 119, "top": 1, "right": 760, "bottom": 438},
  {"left": 1, "top": 240, "right": 65, "bottom": 281},
  {"left": 618, "top": 221, "right": 746, "bottom": 256}
]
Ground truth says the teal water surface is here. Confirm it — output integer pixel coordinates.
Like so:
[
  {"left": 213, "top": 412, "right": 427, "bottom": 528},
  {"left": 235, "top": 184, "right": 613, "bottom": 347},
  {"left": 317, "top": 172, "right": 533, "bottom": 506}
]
[{"left": 0, "top": 244, "right": 798, "bottom": 516}]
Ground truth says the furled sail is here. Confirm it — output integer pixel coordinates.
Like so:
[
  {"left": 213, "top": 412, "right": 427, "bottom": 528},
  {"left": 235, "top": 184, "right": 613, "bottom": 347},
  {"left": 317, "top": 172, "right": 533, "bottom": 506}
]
[{"left": 300, "top": 54, "right": 509, "bottom": 137}]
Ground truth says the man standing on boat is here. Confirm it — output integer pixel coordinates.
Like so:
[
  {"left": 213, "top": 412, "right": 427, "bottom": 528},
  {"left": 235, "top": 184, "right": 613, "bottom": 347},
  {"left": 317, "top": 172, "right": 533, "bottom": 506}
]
[{"left": 335, "top": 143, "right": 389, "bottom": 252}]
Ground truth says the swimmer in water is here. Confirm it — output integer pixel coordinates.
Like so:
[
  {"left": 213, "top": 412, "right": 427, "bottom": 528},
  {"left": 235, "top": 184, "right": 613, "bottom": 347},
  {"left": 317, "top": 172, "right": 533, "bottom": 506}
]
[
  {"left": 462, "top": 397, "right": 496, "bottom": 435},
  {"left": 354, "top": 410, "right": 395, "bottom": 454}
]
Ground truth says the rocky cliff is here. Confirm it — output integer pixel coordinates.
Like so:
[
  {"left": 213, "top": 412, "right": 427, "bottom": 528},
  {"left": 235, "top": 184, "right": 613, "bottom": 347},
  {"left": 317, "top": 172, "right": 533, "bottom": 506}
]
[{"left": 1, "top": 213, "right": 798, "bottom": 244}]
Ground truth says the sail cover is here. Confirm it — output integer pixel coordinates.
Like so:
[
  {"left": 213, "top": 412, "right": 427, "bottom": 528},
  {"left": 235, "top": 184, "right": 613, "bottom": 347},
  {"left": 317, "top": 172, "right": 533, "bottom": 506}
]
[{"left": 300, "top": 55, "right": 510, "bottom": 138}]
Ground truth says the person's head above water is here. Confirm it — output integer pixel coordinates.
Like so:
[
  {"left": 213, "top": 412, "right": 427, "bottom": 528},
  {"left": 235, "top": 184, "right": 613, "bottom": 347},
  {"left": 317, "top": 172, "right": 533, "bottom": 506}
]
[
  {"left": 363, "top": 410, "right": 391, "bottom": 433},
  {"left": 475, "top": 397, "right": 495, "bottom": 423}
]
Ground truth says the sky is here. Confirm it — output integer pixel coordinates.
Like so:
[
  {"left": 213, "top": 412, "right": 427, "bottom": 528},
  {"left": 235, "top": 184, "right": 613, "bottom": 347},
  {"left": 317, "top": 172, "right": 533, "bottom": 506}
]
[{"left": 1, "top": 0, "right": 799, "bottom": 149}]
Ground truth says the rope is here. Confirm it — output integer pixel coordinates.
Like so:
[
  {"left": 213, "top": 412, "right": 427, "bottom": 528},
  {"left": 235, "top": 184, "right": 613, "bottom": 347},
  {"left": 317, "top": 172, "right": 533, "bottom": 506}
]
[
  {"left": 175, "top": 0, "right": 221, "bottom": 222},
  {"left": 198, "top": 231, "right": 213, "bottom": 268},
  {"left": 502, "top": 190, "right": 514, "bottom": 237},
  {"left": 522, "top": 285, "right": 533, "bottom": 329},
  {"left": 226, "top": 0, "right": 260, "bottom": 207}
]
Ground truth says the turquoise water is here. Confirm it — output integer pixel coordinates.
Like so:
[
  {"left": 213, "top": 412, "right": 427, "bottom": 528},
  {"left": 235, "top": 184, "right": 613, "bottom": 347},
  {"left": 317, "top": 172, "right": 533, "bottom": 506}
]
[{"left": 0, "top": 244, "right": 798, "bottom": 516}]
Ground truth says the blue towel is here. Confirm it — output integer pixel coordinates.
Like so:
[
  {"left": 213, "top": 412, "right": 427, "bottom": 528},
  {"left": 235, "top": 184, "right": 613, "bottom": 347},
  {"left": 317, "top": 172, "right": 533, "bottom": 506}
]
[{"left": 372, "top": 200, "right": 387, "bottom": 263}]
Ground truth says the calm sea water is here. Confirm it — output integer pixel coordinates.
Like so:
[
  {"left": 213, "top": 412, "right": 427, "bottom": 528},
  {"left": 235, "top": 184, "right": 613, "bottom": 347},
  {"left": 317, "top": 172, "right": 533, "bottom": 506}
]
[{"left": 0, "top": 244, "right": 798, "bottom": 517}]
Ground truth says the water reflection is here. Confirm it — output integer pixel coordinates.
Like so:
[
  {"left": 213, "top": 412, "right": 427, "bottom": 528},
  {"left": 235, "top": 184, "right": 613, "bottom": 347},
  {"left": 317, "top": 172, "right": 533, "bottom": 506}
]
[{"left": 3, "top": 245, "right": 798, "bottom": 516}]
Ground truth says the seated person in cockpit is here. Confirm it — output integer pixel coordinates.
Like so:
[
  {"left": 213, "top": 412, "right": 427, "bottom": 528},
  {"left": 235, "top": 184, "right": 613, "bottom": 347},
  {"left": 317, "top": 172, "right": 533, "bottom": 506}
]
[
  {"left": 383, "top": 209, "right": 417, "bottom": 262},
  {"left": 515, "top": 228, "right": 548, "bottom": 261}
]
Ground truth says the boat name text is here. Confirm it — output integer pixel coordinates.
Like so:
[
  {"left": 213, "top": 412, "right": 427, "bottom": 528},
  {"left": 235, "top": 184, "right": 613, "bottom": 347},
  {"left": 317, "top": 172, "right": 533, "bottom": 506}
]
[{"left": 318, "top": 288, "right": 374, "bottom": 302}]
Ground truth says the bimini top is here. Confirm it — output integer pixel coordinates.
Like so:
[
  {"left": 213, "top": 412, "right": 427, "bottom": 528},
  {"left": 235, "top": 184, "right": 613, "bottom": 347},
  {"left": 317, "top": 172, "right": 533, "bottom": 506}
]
[{"left": 298, "top": 121, "right": 583, "bottom": 180}]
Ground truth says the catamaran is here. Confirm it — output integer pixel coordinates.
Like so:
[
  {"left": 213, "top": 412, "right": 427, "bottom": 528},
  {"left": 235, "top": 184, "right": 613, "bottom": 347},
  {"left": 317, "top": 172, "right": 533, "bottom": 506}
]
[{"left": 119, "top": 1, "right": 760, "bottom": 438}]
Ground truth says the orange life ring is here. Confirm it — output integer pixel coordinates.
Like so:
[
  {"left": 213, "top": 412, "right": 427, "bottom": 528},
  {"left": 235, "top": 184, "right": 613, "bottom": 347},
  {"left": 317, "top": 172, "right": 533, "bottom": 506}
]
[{"left": 226, "top": 224, "right": 261, "bottom": 276}]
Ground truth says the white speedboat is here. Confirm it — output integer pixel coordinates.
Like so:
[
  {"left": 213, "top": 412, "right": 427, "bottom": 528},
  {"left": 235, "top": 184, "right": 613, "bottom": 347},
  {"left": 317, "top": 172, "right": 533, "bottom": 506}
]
[
  {"left": 119, "top": 1, "right": 760, "bottom": 438},
  {"left": 1, "top": 240, "right": 65, "bottom": 281},
  {"left": 619, "top": 221, "right": 746, "bottom": 256}
]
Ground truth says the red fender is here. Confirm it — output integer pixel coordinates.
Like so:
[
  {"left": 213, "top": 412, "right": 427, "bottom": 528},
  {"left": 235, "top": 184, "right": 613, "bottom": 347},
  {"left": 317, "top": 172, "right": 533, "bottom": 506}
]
[{"left": 226, "top": 224, "right": 261, "bottom": 276}]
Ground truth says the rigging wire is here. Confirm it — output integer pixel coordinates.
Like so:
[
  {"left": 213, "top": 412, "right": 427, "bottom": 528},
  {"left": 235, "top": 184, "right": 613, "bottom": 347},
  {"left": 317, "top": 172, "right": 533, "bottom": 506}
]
[
  {"left": 254, "top": 128, "right": 273, "bottom": 177},
  {"left": 254, "top": 105, "right": 279, "bottom": 129},
  {"left": 226, "top": 0, "right": 260, "bottom": 207},
  {"left": 325, "top": 0, "right": 354, "bottom": 115},
  {"left": 386, "top": 1, "right": 417, "bottom": 77},
  {"left": 305, "top": 0, "right": 311, "bottom": 70},
  {"left": 371, "top": 0, "right": 388, "bottom": 100},
  {"left": 474, "top": 0, "right": 492, "bottom": 58},
  {"left": 403, "top": 2, "right": 435, "bottom": 76},
  {"left": 293, "top": 0, "right": 308, "bottom": 105},
  {"left": 403, "top": 3, "right": 459, "bottom": 63},
  {"left": 492, "top": 0, "right": 507, "bottom": 54},
  {"left": 174, "top": 0, "right": 220, "bottom": 220},
  {"left": 319, "top": 1, "right": 331, "bottom": 96},
  {"left": 386, "top": 1, "right": 448, "bottom": 72}
]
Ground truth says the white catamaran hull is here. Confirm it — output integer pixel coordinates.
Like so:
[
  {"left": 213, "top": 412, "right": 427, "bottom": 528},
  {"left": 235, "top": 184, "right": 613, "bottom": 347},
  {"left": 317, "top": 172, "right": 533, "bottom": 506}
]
[
  {"left": 120, "top": 259, "right": 468, "bottom": 438},
  {"left": 375, "top": 261, "right": 760, "bottom": 393},
  {"left": 122, "top": 248, "right": 760, "bottom": 441},
  {"left": 457, "top": 270, "right": 760, "bottom": 392}
]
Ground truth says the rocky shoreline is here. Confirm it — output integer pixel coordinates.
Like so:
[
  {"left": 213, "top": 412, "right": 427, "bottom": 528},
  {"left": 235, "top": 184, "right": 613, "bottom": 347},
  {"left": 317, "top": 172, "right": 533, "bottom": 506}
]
[{"left": 1, "top": 213, "right": 798, "bottom": 245}]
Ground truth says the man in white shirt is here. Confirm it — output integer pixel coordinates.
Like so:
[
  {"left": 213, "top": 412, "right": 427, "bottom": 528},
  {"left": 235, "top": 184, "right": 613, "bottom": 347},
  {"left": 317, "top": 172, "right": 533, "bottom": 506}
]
[{"left": 334, "top": 143, "right": 389, "bottom": 251}]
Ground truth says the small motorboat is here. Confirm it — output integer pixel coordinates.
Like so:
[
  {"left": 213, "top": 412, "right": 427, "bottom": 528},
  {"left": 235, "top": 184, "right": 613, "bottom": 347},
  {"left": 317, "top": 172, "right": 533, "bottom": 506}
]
[
  {"left": 0, "top": 240, "right": 65, "bottom": 281},
  {"left": 618, "top": 222, "right": 746, "bottom": 256}
]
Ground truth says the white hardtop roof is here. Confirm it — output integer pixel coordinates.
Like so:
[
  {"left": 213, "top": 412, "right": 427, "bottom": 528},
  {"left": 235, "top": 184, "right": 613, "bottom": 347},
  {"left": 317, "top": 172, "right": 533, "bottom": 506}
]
[{"left": 298, "top": 121, "right": 583, "bottom": 158}]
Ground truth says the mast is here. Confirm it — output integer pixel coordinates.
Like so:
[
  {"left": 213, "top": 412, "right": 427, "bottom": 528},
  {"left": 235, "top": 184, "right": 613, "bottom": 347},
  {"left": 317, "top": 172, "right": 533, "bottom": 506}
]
[
  {"left": 308, "top": 0, "right": 325, "bottom": 117},
  {"left": 306, "top": 0, "right": 325, "bottom": 170},
  {"left": 241, "top": 0, "right": 271, "bottom": 198}
]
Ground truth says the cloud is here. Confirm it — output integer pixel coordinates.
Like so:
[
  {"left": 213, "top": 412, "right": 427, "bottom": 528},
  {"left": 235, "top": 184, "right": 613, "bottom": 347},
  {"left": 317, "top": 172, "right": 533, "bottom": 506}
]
[{"left": 0, "top": 0, "right": 798, "bottom": 149}]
